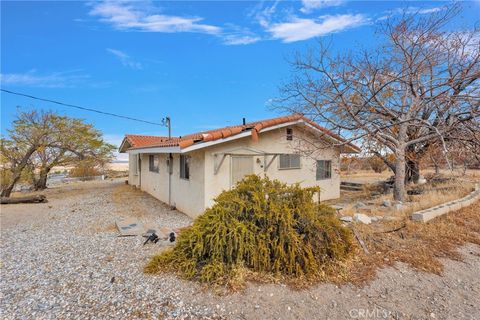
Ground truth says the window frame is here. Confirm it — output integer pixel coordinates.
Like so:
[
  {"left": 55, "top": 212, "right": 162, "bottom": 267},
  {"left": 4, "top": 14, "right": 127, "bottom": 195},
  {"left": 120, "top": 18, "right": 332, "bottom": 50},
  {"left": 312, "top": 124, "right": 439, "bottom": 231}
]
[
  {"left": 180, "top": 155, "right": 190, "bottom": 180},
  {"left": 316, "top": 160, "right": 332, "bottom": 180},
  {"left": 278, "top": 153, "right": 301, "bottom": 170},
  {"left": 286, "top": 128, "right": 293, "bottom": 141},
  {"left": 149, "top": 154, "right": 159, "bottom": 173}
]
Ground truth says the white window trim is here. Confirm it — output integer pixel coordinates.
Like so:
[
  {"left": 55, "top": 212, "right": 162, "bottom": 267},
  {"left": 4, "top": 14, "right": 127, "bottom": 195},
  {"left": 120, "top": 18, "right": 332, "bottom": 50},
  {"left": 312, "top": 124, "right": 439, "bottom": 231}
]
[
  {"left": 316, "top": 159, "right": 332, "bottom": 180},
  {"left": 180, "top": 155, "right": 190, "bottom": 180},
  {"left": 278, "top": 154, "right": 301, "bottom": 170},
  {"left": 149, "top": 154, "right": 160, "bottom": 173}
]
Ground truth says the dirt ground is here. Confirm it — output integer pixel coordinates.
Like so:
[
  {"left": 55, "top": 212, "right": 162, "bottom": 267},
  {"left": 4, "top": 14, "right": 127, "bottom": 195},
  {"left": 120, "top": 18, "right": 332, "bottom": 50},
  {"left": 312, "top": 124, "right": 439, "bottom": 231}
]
[{"left": 1, "top": 179, "right": 479, "bottom": 319}]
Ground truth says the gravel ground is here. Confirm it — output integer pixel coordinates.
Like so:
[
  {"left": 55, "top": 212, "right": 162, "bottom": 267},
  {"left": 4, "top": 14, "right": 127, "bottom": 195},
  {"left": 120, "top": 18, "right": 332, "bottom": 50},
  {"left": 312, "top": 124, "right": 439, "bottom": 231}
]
[{"left": 1, "top": 180, "right": 479, "bottom": 319}]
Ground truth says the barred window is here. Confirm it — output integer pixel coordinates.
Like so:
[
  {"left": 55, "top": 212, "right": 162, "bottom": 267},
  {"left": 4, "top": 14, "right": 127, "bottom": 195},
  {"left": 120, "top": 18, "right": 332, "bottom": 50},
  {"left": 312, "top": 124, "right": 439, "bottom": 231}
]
[
  {"left": 279, "top": 154, "right": 301, "bottom": 169},
  {"left": 316, "top": 160, "right": 332, "bottom": 180},
  {"left": 180, "top": 155, "right": 190, "bottom": 180},
  {"left": 149, "top": 155, "right": 159, "bottom": 173},
  {"left": 286, "top": 128, "right": 293, "bottom": 141}
]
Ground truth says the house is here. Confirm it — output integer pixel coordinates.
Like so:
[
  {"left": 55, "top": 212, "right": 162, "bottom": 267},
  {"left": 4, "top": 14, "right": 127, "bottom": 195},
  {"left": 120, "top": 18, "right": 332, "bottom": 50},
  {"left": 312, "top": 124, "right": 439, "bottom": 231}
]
[{"left": 119, "top": 114, "right": 359, "bottom": 218}]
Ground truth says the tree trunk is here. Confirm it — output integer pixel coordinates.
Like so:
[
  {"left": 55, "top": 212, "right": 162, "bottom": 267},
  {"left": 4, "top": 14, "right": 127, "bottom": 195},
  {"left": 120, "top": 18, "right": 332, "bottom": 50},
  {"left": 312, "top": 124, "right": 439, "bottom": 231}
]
[
  {"left": 34, "top": 167, "right": 51, "bottom": 190},
  {"left": 0, "top": 147, "right": 36, "bottom": 198},
  {"left": 1, "top": 194, "right": 46, "bottom": 204},
  {"left": 393, "top": 147, "right": 406, "bottom": 202},
  {"left": 405, "top": 159, "right": 420, "bottom": 184},
  {"left": 0, "top": 179, "right": 18, "bottom": 197}
]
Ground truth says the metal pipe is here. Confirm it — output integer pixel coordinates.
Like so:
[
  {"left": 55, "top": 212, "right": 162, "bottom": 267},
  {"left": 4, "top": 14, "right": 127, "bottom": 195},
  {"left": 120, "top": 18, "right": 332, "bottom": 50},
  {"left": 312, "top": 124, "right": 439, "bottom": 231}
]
[{"left": 165, "top": 117, "right": 172, "bottom": 208}]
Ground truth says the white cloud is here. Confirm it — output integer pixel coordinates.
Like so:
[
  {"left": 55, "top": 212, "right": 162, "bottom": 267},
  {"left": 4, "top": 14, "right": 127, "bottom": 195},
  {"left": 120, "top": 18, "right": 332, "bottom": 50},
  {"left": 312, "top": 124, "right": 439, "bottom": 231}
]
[
  {"left": 106, "top": 48, "right": 142, "bottom": 69},
  {"left": 223, "top": 35, "right": 261, "bottom": 45},
  {"left": 300, "top": 0, "right": 345, "bottom": 13},
  {"left": 267, "top": 14, "right": 367, "bottom": 43},
  {"left": 90, "top": 1, "right": 221, "bottom": 34},
  {"left": 0, "top": 70, "right": 89, "bottom": 88},
  {"left": 376, "top": 6, "right": 446, "bottom": 22},
  {"left": 416, "top": 7, "right": 443, "bottom": 14}
]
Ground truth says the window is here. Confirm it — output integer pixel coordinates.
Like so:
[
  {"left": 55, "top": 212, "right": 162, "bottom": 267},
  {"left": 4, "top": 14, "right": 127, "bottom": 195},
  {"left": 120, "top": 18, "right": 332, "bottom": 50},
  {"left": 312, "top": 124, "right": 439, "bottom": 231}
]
[
  {"left": 316, "top": 160, "right": 332, "bottom": 180},
  {"left": 279, "top": 154, "right": 301, "bottom": 169},
  {"left": 180, "top": 155, "right": 190, "bottom": 180},
  {"left": 286, "top": 128, "right": 293, "bottom": 141},
  {"left": 149, "top": 155, "right": 159, "bottom": 173}
]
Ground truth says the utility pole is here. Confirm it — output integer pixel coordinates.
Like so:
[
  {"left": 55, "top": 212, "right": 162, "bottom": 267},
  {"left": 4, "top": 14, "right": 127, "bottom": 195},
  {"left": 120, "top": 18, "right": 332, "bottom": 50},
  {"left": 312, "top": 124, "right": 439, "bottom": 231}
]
[{"left": 162, "top": 117, "right": 173, "bottom": 208}]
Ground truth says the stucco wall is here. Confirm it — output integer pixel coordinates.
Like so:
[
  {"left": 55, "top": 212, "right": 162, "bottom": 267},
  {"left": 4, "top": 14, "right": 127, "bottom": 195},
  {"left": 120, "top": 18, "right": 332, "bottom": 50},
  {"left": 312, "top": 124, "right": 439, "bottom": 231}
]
[
  {"left": 128, "top": 124, "right": 342, "bottom": 218},
  {"left": 203, "top": 125, "right": 341, "bottom": 210},
  {"left": 128, "top": 153, "right": 140, "bottom": 187},
  {"left": 138, "top": 151, "right": 205, "bottom": 218}
]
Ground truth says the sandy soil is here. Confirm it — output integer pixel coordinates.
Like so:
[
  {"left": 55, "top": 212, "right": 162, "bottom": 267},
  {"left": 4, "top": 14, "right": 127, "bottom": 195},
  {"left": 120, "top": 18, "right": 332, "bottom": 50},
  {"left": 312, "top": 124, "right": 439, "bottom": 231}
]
[{"left": 1, "top": 180, "right": 479, "bottom": 319}]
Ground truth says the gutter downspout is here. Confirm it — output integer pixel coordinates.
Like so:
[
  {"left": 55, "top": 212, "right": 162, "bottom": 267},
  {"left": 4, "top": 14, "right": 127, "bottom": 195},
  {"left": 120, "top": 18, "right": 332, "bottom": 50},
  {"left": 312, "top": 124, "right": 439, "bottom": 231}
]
[
  {"left": 168, "top": 153, "right": 172, "bottom": 207},
  {"left": 164, "top": 117, "right": 172, "bottom": 208}
]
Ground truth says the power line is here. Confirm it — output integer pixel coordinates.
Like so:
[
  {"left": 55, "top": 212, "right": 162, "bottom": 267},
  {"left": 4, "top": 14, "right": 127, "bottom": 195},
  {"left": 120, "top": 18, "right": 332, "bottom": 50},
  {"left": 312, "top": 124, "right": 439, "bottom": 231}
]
[{"left": 0, "top": 88, "right": 163, "bottom": 126}]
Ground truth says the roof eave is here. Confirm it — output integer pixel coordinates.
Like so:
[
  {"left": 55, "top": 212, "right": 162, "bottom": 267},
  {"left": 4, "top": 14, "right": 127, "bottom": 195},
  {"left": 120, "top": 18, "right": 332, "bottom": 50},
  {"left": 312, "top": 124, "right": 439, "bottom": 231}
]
[{"left": 127, "top": 146, "right": 181, "bottom": 154}]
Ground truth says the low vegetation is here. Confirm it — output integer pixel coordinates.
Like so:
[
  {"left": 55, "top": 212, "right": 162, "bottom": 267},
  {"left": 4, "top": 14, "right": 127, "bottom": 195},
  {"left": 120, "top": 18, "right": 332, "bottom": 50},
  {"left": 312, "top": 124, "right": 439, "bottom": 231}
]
[
  {"left": 351, "top": 202, "right": 480, "bottom": 283},
  {"left": 145, "top": 175, "right": 354, "bottom": 287}
]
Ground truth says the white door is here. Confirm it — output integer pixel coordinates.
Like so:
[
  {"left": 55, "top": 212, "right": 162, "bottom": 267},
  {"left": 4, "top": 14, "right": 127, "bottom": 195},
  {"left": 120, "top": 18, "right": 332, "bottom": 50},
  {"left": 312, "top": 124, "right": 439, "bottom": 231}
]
[{"left": 231, "top": 156, "right": 254, "bottom": 187}]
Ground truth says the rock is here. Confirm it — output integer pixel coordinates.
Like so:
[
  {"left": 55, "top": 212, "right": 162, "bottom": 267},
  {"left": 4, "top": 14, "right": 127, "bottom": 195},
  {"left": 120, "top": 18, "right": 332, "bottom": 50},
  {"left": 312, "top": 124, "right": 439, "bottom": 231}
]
[
  {"left": 382, "top": 200, "right": 392, "bottom": 207},
  {"left": 354, "top": 202, "right": 366, "bottom": 208},
  {"left": 418, "top": 176, "right": 427, "bottom": 185},
  {"left": 394, "top": 203, "right": 403, "bottom": 210},
  {"left": 340, "top": 216, "right": 353, "bottom": 222},
  {"left": 353, "top": 213, "right": 372, "bottom": 224}
]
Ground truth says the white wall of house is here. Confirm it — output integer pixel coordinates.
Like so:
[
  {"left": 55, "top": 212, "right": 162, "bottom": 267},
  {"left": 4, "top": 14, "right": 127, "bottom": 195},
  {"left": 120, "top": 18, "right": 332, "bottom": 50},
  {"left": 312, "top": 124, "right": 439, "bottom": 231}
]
[
  {"left": 202, "top": 125, "right": 340, "bottom": 211},
  {"left": 137, "top": 151, "right": 206, "bottom": 217},
  {"left": 128, "top": 153, "right": 140, "bottom": 187},
  {"left": 128, "top": 124, "right": 341, "bottom": 218}
]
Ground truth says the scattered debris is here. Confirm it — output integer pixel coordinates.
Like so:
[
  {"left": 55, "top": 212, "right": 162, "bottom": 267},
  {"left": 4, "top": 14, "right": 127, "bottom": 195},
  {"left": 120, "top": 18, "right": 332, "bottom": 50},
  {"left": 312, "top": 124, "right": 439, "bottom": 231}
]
[
  {"left": 353, "top": 213, "right": 372, "bottom": 224},
  {"left": 143, "top": 233, "right": 160, "bottom": 245},
  {"left": 374, "top": 223, "right": 407, "bottom": 234},
  {"left": 351, "top": 228, "right": 369, "bottom": 254},
  {"left": 340, "top": 216, "right": 353, "bottom": 223},
  {"left": 354, "top": 202, "right": 366, "bottom": 208},
  {"left": 340, "top": 181, "right": 364, "bottom": 192},
  {"left": 115, "top": 218, "right": 145, "bottom": 236},
  {"left": 381, "top": 200, "right": 392, "bottom": 207}
]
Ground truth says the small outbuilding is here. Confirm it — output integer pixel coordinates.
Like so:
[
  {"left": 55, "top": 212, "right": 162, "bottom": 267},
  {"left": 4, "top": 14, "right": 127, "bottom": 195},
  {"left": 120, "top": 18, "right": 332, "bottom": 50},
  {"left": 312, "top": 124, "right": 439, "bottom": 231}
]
[{"left": 119, "top": 114, "right": 359, "bottom": 218}]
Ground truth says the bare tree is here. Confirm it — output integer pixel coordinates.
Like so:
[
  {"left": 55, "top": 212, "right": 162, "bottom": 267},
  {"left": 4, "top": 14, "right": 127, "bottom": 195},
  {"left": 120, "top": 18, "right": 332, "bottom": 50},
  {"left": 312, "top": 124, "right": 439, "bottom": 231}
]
[{"left": 275, "top": 5, "right": 480, "bottom": 201}]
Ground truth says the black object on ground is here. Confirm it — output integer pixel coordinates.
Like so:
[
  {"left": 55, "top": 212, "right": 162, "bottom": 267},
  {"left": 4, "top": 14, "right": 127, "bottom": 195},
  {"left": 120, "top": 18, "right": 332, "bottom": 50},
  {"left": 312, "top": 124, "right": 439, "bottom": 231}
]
[
  {"left": 143, "top": 233, "right": 159, "bottom": 245},
  {"left": 169, "top": 232, "right": 176, "bottom": 243}
]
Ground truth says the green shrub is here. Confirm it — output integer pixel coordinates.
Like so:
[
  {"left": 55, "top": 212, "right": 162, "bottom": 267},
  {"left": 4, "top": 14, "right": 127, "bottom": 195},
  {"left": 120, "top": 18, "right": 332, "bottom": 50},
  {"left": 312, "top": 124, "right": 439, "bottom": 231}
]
[{"left": 145, "top": 175, "right": 353, "bottom": 286}]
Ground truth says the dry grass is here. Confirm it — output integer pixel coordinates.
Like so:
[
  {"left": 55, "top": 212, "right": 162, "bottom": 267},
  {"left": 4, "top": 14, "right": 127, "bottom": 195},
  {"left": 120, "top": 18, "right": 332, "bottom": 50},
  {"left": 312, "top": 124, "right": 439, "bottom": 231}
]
[
  {"left": 111, "top": 184, "right": 148, "bottom": 218},
  {"left": 341, "top": 170, "right": 392, "bottom": 179},
  {"left": 370, "top": 180, "right": 475, "bottom": 218},
  {"left": 345, "top": 201, "right": 480, "bottom": 285}
]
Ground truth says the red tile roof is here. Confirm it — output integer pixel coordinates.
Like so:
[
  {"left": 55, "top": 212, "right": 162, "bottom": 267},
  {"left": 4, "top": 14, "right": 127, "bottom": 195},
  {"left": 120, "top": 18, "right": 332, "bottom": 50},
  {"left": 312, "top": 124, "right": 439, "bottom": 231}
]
[
  {"left": 121, "top": 114, "right": 360, "bottom": 152},
  {"left": 123, "top": 135, "right": 171, "bottom": 148}
]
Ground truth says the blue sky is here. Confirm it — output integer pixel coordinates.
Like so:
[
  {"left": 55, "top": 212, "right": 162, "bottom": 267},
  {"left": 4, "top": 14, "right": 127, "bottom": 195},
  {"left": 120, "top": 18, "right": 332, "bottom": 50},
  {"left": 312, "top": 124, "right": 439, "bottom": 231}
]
[{"left": 1, "top": 1, "right": 479, "bottom": 159}]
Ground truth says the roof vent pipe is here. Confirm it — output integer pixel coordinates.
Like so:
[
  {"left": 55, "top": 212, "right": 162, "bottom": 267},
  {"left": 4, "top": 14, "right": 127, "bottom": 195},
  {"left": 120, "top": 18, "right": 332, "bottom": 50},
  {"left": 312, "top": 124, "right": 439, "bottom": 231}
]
[{"left": 242, "top": 118, "right": 246, "bottom": 125}]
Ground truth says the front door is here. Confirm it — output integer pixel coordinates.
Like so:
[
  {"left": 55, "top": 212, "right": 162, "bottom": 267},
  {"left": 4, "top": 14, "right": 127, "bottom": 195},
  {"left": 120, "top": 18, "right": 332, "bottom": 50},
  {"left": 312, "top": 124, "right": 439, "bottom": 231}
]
[{"left": 231, "top": 156, "right": 254, "bottom": 187}]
